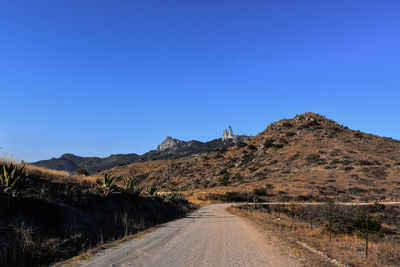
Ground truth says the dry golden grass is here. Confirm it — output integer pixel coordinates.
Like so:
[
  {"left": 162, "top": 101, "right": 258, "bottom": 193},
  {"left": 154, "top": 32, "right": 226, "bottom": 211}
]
[
  {"left": 0, "top": 160, "right": 98, "bottom": 185},
  {"left": 229, "top": 206, "right": 400, "bottom": 267},
  {"left": 27, "top": 165, "right": 99, "bottom": 187}
]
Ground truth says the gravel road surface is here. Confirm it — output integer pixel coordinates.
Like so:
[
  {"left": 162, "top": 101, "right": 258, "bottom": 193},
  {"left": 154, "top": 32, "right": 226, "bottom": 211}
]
[{"left": 78, "top": 204, "right": 300, "bottom": 267}]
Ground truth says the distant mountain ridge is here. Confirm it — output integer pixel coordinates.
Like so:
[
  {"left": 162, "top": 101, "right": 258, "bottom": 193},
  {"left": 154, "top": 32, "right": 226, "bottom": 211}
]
[{"left": 32, "top": 127, "right": 249, "bottom": 173}]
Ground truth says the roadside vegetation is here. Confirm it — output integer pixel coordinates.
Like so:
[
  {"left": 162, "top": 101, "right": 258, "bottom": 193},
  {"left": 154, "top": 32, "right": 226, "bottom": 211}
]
[
  {"left": 0, "top": 160, "right": 196, "bottom": 267},
  {"left": 229, "top": 202, "right": 400, "bottom": 267}
]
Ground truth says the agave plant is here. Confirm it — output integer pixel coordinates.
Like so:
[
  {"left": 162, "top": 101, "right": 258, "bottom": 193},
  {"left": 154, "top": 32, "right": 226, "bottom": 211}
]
[
  {"left": 123, "top": 177, "right": 143, "bottom": 196},
  {"left": 123, "top": 177, "right": 134, "bottom": 189},
  {"left": 101, "top": 174, "right": 115, "bottom": 195},
  {"left": 144, "top": 185, "right": 158, "bottom": 196},
  {"left": 160, "top": 192, "right": 185, "bottom": 202},
  {"left": 0, "top": 163, "right": 29, "bottom": 197}
]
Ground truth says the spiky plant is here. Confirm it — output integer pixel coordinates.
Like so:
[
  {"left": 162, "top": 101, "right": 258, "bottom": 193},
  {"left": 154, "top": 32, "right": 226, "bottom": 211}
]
[
  {"left": 123, "top": 177, "right": 134, "bottom": 190},
  {"left": 102, "top": 174, "right": 115, "bottom": 195},
  {"left": 144, "top": 185, "right": 158, "bottom": 196},
  {"left": 123, "top": 177, "right": 143, "bottom": 196},
  {"left": 0, "top": 163, "right": 29, "bottom": 197},
  {"left": 160, "top": 192, "right": 185, "bottom": 202}
]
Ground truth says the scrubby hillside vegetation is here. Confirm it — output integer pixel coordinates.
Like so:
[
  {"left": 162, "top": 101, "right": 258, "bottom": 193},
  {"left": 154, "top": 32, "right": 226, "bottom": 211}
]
[
  {"left": 0, "top": 161, "right": 195, "bottom": 266},
  {"left": 102, "top": 112, "right": 400, "bottom": 202}
]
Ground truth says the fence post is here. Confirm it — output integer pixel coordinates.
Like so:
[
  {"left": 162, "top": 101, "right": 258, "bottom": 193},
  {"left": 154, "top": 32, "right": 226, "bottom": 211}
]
[
  {"left": 329, "top": 204, "right": 332, "bottom": 242},
  {"left": 365, "top": 213, "right": 369, "bottom": 258},
  {"left": 278, "top": 205, "right": 281, "bottom": 219}
]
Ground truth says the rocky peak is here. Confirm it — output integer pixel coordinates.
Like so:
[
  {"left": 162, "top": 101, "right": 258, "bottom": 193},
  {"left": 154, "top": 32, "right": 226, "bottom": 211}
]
[
  {"left": 222, "top": 126, "right": 249, "bottom": 143},
  {"left": 222, "top": 125, "right": 234, "bottom": 140},
  {"left": 157, "top": 136, "right": 184, "bottom": 151}
]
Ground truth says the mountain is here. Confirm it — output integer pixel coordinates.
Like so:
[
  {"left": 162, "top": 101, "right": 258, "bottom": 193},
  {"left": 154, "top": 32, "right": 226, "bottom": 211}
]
[
  {"left": 102, "top": 112, "right": 400, "bottom": 202},
  {"left": 31, "top": 127, "right": 249, "bottom": 173}
]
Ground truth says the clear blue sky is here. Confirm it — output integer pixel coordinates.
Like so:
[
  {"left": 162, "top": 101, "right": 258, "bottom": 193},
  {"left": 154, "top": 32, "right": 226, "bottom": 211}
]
[{"left": 1, "top": 1, "right": 399, "bottom": 162}]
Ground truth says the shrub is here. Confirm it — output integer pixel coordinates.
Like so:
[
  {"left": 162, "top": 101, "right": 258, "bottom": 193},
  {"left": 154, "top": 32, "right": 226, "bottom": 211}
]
[
  {"left": 263, "top": 138, "right": 275, "bottom": 148},
  {"left": 358, "top": 160, "right": 373, "bottom": 166},
  {"left": 273, "top": 143, "right": 284, "bottom": 149},
  {"left": 306, "top": 154, "right": 320, "bottom": 162},
  {"left": 75, "top": 168, "right": 89, "bottom": 176},
  {"left": 265, "top": 183, "right": 275, "bottom": 189},
  {"left": 206, "top": 191, "right": 261, "bottom": 202},
  {"left": 247, "top": 144, "right": 257, "bottom": 150},
  {"left": 354, "top": 131, "right": 363, "bottom": 139},
  {"left": 285, "top": 131, "right": 296, "bottom": 137},
  {"left": 252, "top": 188, "right": 267, "bottom": 196},
  {"left": 296, "top": 194, "right": 313, "bottom": 201},
  {"left": 236, "top": 142, "right": 247, "bottom": 148},
  {"left": 218, "top": 176, "right": 230, "bottom": 186},
  {"left": 282, "top": 122, "right": 293, "bottom": 128},
  {"left": 277, "top": 137, "right": 289, "bottom": 145}
]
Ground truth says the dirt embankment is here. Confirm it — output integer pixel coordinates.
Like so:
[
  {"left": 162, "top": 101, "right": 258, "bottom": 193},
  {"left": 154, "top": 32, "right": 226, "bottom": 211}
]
[{"left": 0, "top": 163, "right": 195, "bottom": 267}]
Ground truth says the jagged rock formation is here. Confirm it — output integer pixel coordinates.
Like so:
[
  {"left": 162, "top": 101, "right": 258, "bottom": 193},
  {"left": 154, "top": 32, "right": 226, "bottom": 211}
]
[
  {"left": 222, "top": 126, "right": 234, "bottom": 141},
  {"left": 222, "top": 125, "right": 248, "bottom": 143},
  {"left": 32, "top": 128, "right": 250, "bottom": 173},
  {"left": 157, "top": 136, "right": 184, "bottom": 151}
]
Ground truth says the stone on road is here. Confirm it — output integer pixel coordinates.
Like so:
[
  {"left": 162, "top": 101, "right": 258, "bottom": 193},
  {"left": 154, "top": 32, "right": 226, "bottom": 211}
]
[{"left": 79, "top": 204, "right": 301, "bottom": 267}]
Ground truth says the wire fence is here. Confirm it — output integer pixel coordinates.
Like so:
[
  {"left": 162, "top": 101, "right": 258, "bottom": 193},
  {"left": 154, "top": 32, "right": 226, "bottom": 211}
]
[{"left": 240, "top": 201, "right": 400, "bottom": 260}]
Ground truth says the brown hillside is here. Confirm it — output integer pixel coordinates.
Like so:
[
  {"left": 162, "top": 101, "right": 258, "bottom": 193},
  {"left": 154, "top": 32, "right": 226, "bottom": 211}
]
[{"left": 102, "top": 112, "right": 400, "bottom": 202}]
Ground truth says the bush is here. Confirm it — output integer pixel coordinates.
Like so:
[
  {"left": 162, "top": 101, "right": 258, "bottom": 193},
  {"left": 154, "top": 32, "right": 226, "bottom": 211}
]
[
  {"left": 75, "top": 168, "right": 89, "bottom": 176},
  {"left": 306, "top": 154, "right": 320, "bottom": 162},
  {"left": 218, "top": 176, "right": 230, "bottom": 186},
  {"left": 253, "top": 188, "right": 267, "bottom": 196},
  {"left": 263, "top": 138, "right": 275, "bottom": 148},
  {"left": 247, "top": 144, "right": 257, "bottom": 150},
  {"left": 206, "top": 191, "right": 261, "bottom": 202},
  {"left": 236, "top": 142, "right": 247, "bottom": 148},
  {"left": 354, "top": 131, "right": 363, "bottom": 139}
]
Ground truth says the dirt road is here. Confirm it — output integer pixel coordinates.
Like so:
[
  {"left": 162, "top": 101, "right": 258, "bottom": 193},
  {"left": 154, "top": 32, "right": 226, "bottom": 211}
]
[{"left": 77, "top": 204, "right": 301, "bottom": 267}]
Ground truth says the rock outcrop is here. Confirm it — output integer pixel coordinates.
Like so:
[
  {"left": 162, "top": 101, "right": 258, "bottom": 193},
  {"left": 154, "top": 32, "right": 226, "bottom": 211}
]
[
  {"left": 157, "top": 136, "right": 184, "bottom": 151},
  {"left": 222, "top": 126, "right": 234, "bottom": 140},
  {"left": 222, "top": 126, "right": 249, "bottom": 143}
]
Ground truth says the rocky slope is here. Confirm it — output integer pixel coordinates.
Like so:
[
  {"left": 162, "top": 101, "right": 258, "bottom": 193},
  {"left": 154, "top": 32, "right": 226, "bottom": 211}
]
[
  {"left": 102, "top": 112, "right": 400, "bottom": 202},
  {"left": 32, "top": 127, "right": 249, "bottom": 173}
]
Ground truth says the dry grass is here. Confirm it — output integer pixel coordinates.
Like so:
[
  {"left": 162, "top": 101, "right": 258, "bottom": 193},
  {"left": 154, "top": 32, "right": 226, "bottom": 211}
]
[
  {"left": 25, "top": 164, "right": 98, "bottom": 184},
  {"left": 229, "top": 205, "right": 400, "bottom": 267},
  {"left": 0, "top": 159, "right": 98, "bottom": 185}
]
